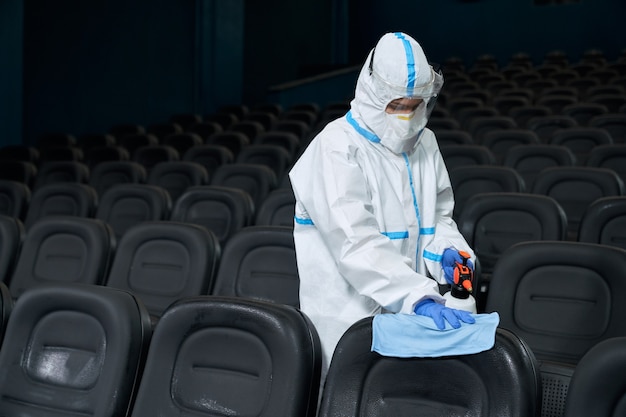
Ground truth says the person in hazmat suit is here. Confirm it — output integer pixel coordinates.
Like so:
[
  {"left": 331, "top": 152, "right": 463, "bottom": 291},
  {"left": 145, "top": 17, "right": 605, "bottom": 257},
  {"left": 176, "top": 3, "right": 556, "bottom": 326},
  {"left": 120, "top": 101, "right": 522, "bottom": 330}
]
[{"left": 288, "top": 32, "right": 477, "bottom": 383}]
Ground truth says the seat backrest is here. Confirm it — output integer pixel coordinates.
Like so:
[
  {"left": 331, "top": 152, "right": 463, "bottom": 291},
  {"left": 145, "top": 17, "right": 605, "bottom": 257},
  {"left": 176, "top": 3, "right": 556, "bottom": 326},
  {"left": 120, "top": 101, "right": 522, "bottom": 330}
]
[
  {"left": 205, "top": 131, "right": 249, "bottom": 157},
  {"left": 132, "top": 145, "right": 180, "bottom": 173},
  {"left": 586, "top": 144, "right": 626, "bottom": 184},
  {"left": 273, "top": 119, "right": 311, "bottom": 142},
  {"left": 37, "top": 145, "right": 84, "bottom": 165},
  {"left": 8, "top": 216, "right": 116, "bottom": 299},
  {"left": 76, "top": 133, "right": 116, "bottom": 152},
  {"left": 243, "top": 110, "right": 278, "bottom": 131},
  {"left": 161, "top": 132, "right": 203, "bottom": 155},
  {"left": 228, "top": 120, "right": 265, "bottom": 142},
  {"left": 182, "top": 144, "right": 234, "bottom": 177},
  {"left": 235, "top": 144, "right": 292, "bottom": 180},
  {"left": 503, "top": 144, "right": 576, "bottom": 190},
  {"left": 485, "top": 240, "right": 626, "bottom": 416},
  {"left": 510, "top": 72, "right": 542, "bottom": 89},
  {"left": 185, "top": 121, "right": 223, "bottom": 140},
  {"left": 210, "top": 163, "right": 277, "bottom": 209},
  {"left": 427, "top": 116, "right": 461, "bottom": 133},
  {"left": 434, "top": 129, "right": 474, "bottom": 146},
  {"left": 589, "top": 114, "right": 626, "bottom": 144},
  {"left": 105, "top": 221, "right": 220, "bottom": 321},
  {"left": 458, "top": 192, "right": 567, "bottom": 275},
  {"left": 145, "top": 122, "right": 183, "bottom": 142},
  {"left": 578, "top": 195, "right": 626, "bottom": 249},
  {"left": 212, "top": 226, "right": 299, "bottom": 307},
  {"left": 169, "top": 113, "right": 203, "bottom": 130},
  {"left": 108, "top": 124, "right": 146, "bottom": 140},
  {"left": 0, "top": 179, "right": 31, "bottom": 220},
  {"left": 548, "top": 127, "right": 613, "bottom": 165},
  {"left": 527, "top": 115, "right": 578, "bottom": 142},
  {"left": 588, "top": 93, "right": 626, "bottom": 113},
  {"left": 219, "top": 103, "right": 250, "bottom": 119},
  {"left": 130, "top": 296, "right": 321, "bottom": 417},
  {"left": 85, "top": 145, "right": 130, "bottom": 168},
  {"left": 563, "top": 337, "right": 626, "bottom": 417},
  {"left": 95, "top": 183, "right": 171, "bottom": 239},
  {"left": 170, "top": 185, "right": 254, "bottom": 246},
  {"left": 440, "top": 144, "right": 496, "bottom": 171},
  {"left": 0, "top": 161, "right": 38, "bottom": 189},
  {"left": 0, "top": 145, "right": 40, "bottom": 164},
  {"left": 254, "top": 131, "right": 301, "bottom": 159},
  {"left": 446, "top": 96, "right": 484, "bottom": 118},
  {"left": 481, "top": 129, "right": 541, "bottom": 163},
  {"left": 0, "top": 283, "right": 152, "bottom": 417},
  {"left": 147, "top": 161, "right": 209, "bottom": 204},
  {"left": 117, "top": 133, "right": 158, "bottom": 155},
  {"left": 468, "top": 115, "right": 518, "bottom": 144},
  {"left": 532, "top": 166, "right": 625, "bottom": 240},
  {"left": 255, "top": 188, "right": 296, "bottom": 227},
  {"left": 585, "top": 83, "right": 623, "bottom": 98},
  {"left": 318, "top": 318, "right": 541, "bottom": 417},
  {"left": 491, "top": 95, "right": 532, "bottom": 115},
  {"left": 0, "top": 282, "right": 12, "bottom": 347},
  {"left": 89, "top": 161, "right": 147, "bottom": 197},
  {"left": 36, "top": 133, "right": 76, "bottom": 148},
  {"left": 0, "top": 215, "right": 24, "bottom": 284},
  {"left": 508, "top": 104, "right": 552, "bottom": 129},
  {"left": 204, "top": 112, "right": 238, "bottom": 130},
  {"left": 485, "top": 240, "right": 626, "bottom": 365},
  {"left": 561, "top": 102, "right": 609, "bottom": 126},
  {"left": 23, "top": 183, "right": 98, "bottom": 230},
  {"left": 535, "top": 94, "right": 578, "bottom": 114},
  {"left": 281, "top": 108, "right": 318, "bottom": 126},
  {"left": 33, "top": 161, "right": 90, "bottom": 190},
  {"left": 566, "top": 76, "right": 600, "bottom": 97},
  {"left": 449, "top": 165, "right": 525, "bottom": 219},
  {"left": 456, "top": 106, "right": 499, "bottom": 130}
]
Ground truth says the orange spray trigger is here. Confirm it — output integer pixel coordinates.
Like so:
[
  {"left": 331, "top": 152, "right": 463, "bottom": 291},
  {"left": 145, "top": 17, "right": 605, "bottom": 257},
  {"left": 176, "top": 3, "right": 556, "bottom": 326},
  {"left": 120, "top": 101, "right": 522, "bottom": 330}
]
[{"left": 458, "top": 250, "right": 471, "bottom": 260}]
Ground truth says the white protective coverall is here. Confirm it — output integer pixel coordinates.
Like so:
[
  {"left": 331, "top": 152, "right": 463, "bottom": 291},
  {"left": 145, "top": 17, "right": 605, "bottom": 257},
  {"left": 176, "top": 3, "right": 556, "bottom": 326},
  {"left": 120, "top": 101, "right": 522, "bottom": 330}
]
[{"left": 289, "top": 32, "right": 475, "bottom": 375}]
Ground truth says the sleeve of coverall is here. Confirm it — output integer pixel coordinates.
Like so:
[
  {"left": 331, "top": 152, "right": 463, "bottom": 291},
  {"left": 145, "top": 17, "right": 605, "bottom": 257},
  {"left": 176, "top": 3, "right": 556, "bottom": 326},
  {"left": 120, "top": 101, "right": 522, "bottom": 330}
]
[
  {"left": 296, "top": 143, "right": 443, "bottom": 314},
  {"left": 422, "top": 150, "right": 476, "bottom": 284}
]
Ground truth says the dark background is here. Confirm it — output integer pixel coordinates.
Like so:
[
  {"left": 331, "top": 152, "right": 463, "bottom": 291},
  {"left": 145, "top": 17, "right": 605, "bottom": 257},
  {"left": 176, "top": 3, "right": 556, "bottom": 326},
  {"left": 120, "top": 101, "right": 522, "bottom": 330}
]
[{"left": 1, "top": 0, "right": 624, "bottom": 146}]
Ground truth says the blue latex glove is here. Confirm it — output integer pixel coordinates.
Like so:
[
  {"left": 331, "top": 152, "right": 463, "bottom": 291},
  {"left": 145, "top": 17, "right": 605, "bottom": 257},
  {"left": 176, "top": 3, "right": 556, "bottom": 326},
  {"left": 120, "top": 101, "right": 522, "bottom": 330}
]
[
  {"left": 442, "top": 248, "right": 474, "bottom": 285},
  {"left": 414, "top": 299, "right": 476, "bottom": 330}
]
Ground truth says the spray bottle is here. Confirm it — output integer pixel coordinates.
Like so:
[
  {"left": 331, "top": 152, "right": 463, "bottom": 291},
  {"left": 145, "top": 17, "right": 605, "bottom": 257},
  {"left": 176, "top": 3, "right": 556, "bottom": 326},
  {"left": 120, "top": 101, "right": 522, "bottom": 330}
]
[{"left": 443, "top": 250, "right": 477, "bottom": 313}]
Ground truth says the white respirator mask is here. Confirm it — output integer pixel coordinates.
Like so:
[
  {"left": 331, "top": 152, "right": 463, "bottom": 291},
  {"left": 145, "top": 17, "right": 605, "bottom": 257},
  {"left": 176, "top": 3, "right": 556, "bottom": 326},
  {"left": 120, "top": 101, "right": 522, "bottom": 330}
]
[{"left": 381, "top": 101, "right": 428, "bottom": 154}]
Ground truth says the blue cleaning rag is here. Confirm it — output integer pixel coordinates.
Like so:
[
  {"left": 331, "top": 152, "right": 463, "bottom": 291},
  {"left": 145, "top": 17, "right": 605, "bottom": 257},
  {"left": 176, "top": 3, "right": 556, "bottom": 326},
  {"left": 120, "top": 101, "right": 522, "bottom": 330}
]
[{"left": 371, "top": 312, "right": 500, "bottom": 358}]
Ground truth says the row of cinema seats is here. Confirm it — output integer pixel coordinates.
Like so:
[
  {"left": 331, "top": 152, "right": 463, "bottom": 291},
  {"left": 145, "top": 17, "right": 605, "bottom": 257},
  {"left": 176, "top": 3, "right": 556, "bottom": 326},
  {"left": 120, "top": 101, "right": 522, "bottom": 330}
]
[
  {"left": 0, "top": 153, "right": 289, "bottom": 209},
  {"left": 0, "top": 215, "right": 300, "bottom": 315},
  {"left": 0, "top": 100, "right": 351, "bottom": 197},
  {"left": 4, "top": 160, "right": 626, "bottom": 303},
  {"left": 0, "top": 178, "right": 295, "bottom": 247},
  {"left": 457, "top": 192, "right": 626, "bottom": 301},
  {"left": 433, "top": 48, "right": 626, "bottom": 127},
  {"left": 448, "top": 164, "right": 625, "bottom": 241},
  {"left": 439, "top": 132, "right": 626, "bottom": 185},
  {"left": 0, "top": 283, "right": 322, "bottom": 416},
  {"left": 437, "top": 124, "right": 626, "bottom": 167},
  {"left": 0, "top": 231, "right": 625, "bottom": 416}
]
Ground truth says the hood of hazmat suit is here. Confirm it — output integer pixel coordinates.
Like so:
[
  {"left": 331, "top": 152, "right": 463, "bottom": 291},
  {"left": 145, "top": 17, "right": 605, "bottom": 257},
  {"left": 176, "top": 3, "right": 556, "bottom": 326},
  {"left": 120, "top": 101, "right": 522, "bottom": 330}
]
[
  {"left": 288, "top": 32, "right": 474, "bottom": 376},
  {"left": 355, "top": 32, "right": 443, "bottom": 154}
]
